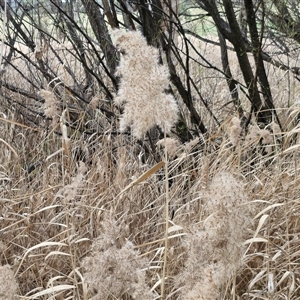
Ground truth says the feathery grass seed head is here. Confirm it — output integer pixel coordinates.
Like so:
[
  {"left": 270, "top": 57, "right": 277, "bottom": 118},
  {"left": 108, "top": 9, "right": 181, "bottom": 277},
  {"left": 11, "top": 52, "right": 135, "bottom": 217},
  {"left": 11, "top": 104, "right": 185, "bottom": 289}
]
[
  {"left": 0, "top": 264, "right": 19, "bottom": 300},
  {"left": 177, "top": 172, "right": 252, "bottom": 299},
  {"left": 156, "top": 138, "right": 182, "bottom": 159},
  {"left": 113, "top": 29, "right": 178, "bottom": 138},
  {"left": 228, "top": 117, "right": 242, "bottom": 146},
  {"left": 39, "top": 89, "right": 61, "bottom": 126},
  {"left": 82, "top": 217, "right": 154, "bottom": 300}
]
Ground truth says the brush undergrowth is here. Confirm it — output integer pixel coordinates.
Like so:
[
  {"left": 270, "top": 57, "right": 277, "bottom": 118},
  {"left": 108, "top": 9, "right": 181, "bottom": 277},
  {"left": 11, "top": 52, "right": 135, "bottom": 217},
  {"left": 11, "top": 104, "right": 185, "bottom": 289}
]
[
  {"left": 1, "top": 31, "right": 300, "bottom": 300},
  {"left": 1, "top": 103, "right": 300, "bottom": 299}
]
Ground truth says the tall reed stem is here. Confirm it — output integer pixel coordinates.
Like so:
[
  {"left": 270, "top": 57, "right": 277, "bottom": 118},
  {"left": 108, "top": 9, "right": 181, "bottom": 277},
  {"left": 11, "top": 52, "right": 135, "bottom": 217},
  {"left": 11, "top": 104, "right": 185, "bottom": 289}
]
[{"left": 161, "top": 129, "right": 169, "bottom": 300}]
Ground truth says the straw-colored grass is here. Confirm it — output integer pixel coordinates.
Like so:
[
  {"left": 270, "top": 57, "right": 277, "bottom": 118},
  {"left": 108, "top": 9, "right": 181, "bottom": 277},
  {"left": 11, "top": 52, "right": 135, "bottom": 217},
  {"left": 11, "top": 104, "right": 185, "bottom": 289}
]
[
  {"left": 1, "top": 28, "right": 300, "bottom": 300},
  {"left": 1, "top": 103, "right": 300, "bottom": 299}
]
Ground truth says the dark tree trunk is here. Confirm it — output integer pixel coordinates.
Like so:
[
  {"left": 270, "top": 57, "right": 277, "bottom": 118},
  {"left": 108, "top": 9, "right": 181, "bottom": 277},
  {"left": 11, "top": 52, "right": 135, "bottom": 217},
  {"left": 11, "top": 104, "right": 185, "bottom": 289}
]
[{"left": 81, "top": 0, "right": 117, "bottom": 74}]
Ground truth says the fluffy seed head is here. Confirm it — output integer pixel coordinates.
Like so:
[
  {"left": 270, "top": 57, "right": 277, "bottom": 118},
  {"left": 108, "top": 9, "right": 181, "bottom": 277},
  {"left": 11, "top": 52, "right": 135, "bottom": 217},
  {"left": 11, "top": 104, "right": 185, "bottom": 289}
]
[
  {"left": 177, "top": 172, "right": 252, "bottom": 299},
  {"left": 0, "top": 264, "right": 19, "bottom": 300},
  {"left": 113, "top": 29, "right": 178, "bottom": 138},
  {"left": 228, "top": 117, "right": 242, "bottom": 146},
  {"left": 82, "top": 217, "right": 154, "bottom": 300},
  {"left": 39, "top": 89, "right": 61, "bottom": 127}
]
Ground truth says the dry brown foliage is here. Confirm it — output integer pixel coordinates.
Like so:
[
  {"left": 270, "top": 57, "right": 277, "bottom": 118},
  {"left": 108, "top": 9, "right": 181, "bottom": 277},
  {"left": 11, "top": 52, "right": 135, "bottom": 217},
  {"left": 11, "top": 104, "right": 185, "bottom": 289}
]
[{"left": 1, "top": 24, "right": 300, "bottom": 300}]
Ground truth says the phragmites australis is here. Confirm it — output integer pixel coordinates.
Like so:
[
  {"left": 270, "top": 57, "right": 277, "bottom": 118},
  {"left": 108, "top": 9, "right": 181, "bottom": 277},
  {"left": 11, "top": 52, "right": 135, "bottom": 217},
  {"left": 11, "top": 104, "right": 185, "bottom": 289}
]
[
  {"left": 228, "top": 116, "right": 242, "bottom": 146},
  {"left": 113, "top": 29, "right": 178, "bottom": 138},
  {"left": 156, "top": 137, "right": 182, "bottom": 159},
  {"left": 177, "top": 172, "right": 252, "bottom": 300},
  {"left": 39, "top": 89, "right": 61, "bottom": 127},
  {"left": 245, "top": 124, "right": 275, "bottom": 155},
  {"left": 55, "top": 161, "right": 87, "bottom": 204},
  {"left": 0, "top": 264, "right": 19, "bottom": 300},
  {"left": 82, "top": 217, "right": 154, "bottom": 300}
]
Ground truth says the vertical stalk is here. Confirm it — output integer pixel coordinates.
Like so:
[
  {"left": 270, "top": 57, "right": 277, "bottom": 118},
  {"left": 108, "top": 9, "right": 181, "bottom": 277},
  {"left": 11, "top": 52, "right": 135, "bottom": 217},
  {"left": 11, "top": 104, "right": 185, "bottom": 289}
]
[
  {"left": 161, "top": 128, "right": 169, "bottom": 300},
  {"left": 0, "top": 0, "right": 7, "bottom": 72}
]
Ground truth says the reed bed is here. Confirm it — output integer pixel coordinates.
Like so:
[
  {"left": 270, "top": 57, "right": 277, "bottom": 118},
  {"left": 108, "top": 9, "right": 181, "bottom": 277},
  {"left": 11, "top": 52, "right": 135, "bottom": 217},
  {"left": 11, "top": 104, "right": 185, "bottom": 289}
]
[{"left": 1, "top": 29, "right": 300, "bottom": 300}]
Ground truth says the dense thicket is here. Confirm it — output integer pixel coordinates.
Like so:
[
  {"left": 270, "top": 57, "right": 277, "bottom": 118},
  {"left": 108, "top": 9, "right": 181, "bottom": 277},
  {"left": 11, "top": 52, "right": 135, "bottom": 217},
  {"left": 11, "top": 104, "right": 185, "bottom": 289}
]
[
  {"left": 1, "top": 1, "right": 300, "bottom": 299},
  {"left": 1, "top": 0, "right": 299, "bottom": 141}
]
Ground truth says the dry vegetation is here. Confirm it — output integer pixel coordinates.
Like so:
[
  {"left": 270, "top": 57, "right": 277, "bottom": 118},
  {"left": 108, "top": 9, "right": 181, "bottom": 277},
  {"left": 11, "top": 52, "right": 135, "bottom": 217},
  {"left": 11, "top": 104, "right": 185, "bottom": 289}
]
[{"left": 1, "top": 18, "right": 300, "bottom": 300}]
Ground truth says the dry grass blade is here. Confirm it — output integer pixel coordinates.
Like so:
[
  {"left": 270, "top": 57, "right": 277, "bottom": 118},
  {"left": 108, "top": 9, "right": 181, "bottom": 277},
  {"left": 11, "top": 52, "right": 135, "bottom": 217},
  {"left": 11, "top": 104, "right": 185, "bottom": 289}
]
[
  {"left": 244, "top": 237, "right": 269, "bottom": 244},
  {"left": 277, "top": 271, "right": 293, "bottom": 286},
  {"left": 134, "top": 232, "right": 187, "bottom": 248},
  {"left": 73, "top": 268, "right": 88, "bottom": 300},
  {"left": 253, "top": 214, "right": 269, "bottom": 238},
  {"left": 167, "top": 225, "right": 183, "bottom": 233},
  {"left": 0, "top": 204, "right": 62, "bottom": 233},
  {"left": 254, "top": 203, "right": 284, "bottom": 219},
  {"left": 116, "top": 161, "right": 165, "bottom": 197},
  {"left": 45, "top": 251, "right": 71, "bottom": 260},
  {"left": 26, "top": 284, "right": 75, "bottom": 299},
  {"left": 7, "top": 187, "right": 60, "bottom": 201},
  {"left": 248, "top": 269, "right": 267, "bottom": 291},
  {"left": 46, "top": 148, "right": 64, "bottom": 161},
  {"left": 0, "top": 117, "right": 41, "bottom": 131},
  {"left": 0, "top": 138, "right": 19, "bottom": 158},
  {"left": 16, "top": 242, "right": 67, "bottom": 274},
  {"left": 281, "top": 144, "right": 300, "bottom": 154}
]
